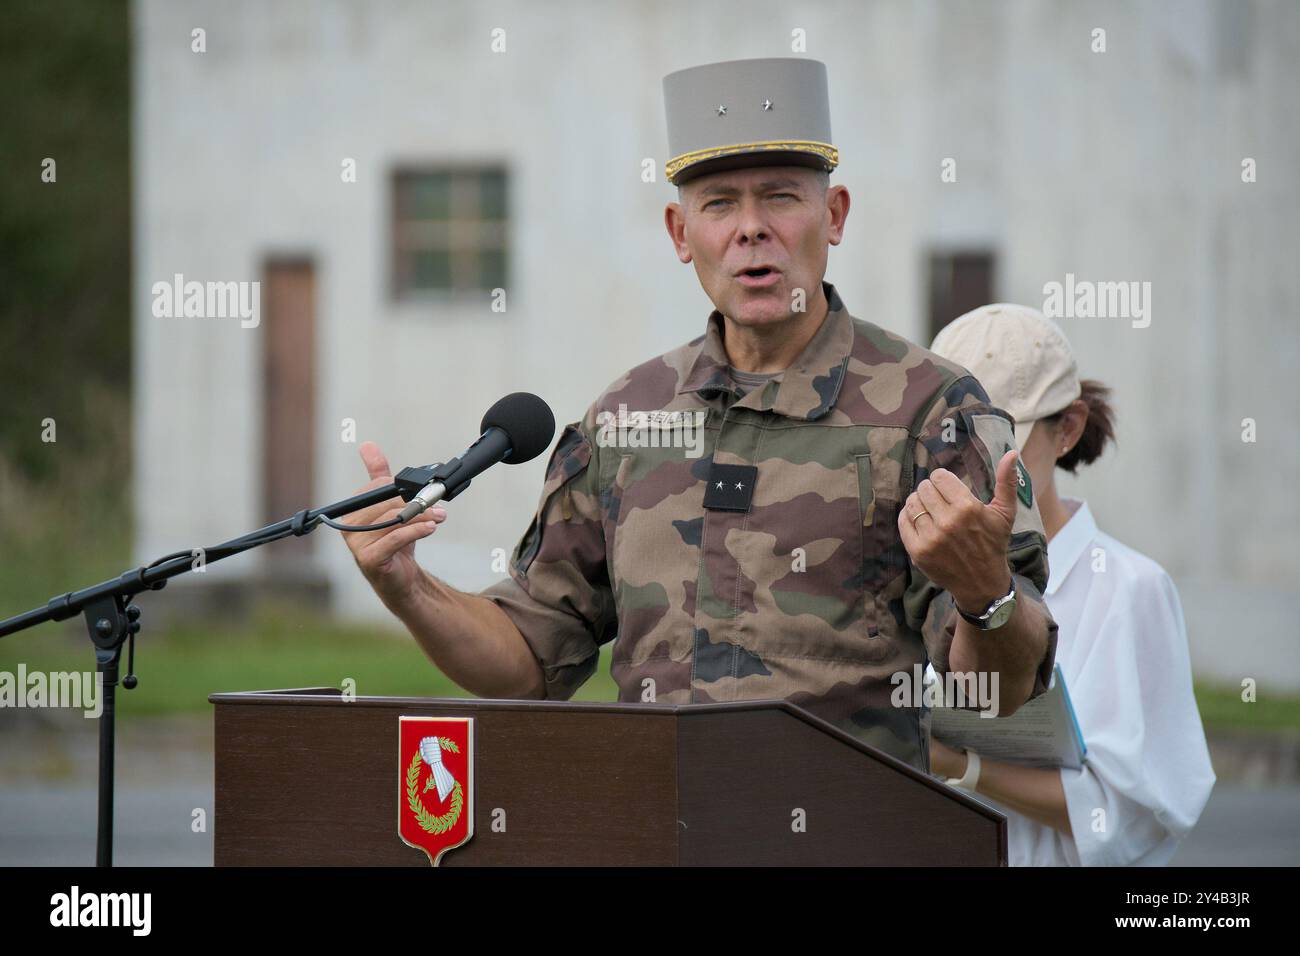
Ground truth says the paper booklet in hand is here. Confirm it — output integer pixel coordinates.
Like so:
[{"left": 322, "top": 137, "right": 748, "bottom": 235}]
[{"left": 928, "top": 664, "right": 1086, "bottom": 770}]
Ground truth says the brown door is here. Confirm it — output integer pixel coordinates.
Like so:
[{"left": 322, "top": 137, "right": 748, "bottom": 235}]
[
  {"left": 927, "top": 251, "right": 996, "bottom": 343},
  {"left": 262, "top": 258, "right": 316, "bottom": 556}
]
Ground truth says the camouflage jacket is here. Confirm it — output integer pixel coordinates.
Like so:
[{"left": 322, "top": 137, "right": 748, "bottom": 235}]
[{"left": 482, "top": 282, "right": 1058, "bottom": 771}]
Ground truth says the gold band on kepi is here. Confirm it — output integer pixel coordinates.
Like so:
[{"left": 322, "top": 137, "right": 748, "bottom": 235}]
[
  {"left": 663, "top": 58, "right": 839, "bottom": 185},
  {"left": 665, "top": 139, "right": 840, "bottom": 184}
]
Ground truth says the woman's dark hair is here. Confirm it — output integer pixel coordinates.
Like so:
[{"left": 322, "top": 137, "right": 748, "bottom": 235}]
[{"left": 1043, "top": 379, "right": 1116, "bottom": 474}]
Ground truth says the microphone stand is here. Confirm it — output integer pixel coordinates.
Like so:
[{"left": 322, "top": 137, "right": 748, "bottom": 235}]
[{"left": 0, "top": 463, "right": 446, "bottom": 867}]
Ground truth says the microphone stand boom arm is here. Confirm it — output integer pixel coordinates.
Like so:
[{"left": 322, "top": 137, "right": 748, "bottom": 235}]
[{"left": 0, "top": 465, "right": 445, "bottom": 867}]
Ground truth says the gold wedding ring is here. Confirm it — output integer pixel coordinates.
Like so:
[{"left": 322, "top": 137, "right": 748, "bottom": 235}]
[{"left": 909, "top": 508, "right": 930, "bottom": 525}]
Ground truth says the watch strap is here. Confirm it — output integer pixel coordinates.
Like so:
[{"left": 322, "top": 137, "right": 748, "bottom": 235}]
[
  {"left": 957, "top": 582, "right": 1016, "bottom": 628},
  {"left": 945, "top": 750, "right": 981, "bottom": 790}
]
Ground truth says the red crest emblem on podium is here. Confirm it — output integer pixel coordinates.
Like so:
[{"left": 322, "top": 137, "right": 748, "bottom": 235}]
[{"left": 398, "top": 716, "right": 474, "bottom": 866}]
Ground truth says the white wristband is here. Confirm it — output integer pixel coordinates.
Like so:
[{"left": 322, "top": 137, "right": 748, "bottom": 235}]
[{"left": 945, "top": 750, "right": 981, "bottom": 791}]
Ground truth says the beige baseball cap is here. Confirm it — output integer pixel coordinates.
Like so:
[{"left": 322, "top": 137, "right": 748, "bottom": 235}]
[{"left": 930, "top": 303, "right": 1082, "bottom": 450}]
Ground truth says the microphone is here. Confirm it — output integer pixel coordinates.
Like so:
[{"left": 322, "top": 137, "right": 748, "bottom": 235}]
[{"left": 395, "top": 392, "right": 556, "bottom": 522}]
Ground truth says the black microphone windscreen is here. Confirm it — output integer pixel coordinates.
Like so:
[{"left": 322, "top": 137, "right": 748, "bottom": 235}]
[{"left": 480, "top": 392, "right": 556, "bottom": 465}]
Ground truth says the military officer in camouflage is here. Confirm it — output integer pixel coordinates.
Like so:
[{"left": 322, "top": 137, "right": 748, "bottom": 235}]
[{"left": 343, "top": 57, "right": 1058, "bottom": 772}]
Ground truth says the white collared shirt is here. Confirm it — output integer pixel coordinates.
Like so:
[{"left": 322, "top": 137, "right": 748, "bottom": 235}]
[{"left": 999, "top": 497, "right": 1216, "bottom": 866}]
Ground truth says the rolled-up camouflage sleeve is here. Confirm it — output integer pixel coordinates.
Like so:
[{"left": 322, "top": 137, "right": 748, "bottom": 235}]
[
  {"left": 902, "top": 374, "right": 1058, "bottom": 701},
  {"left": 479, "top": 406, "right": 616, "bottom": 700}
]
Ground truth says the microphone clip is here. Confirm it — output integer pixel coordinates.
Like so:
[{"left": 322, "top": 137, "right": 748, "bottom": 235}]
[{"left": 394, "top": 460, "right": 472, "bottom": 504}]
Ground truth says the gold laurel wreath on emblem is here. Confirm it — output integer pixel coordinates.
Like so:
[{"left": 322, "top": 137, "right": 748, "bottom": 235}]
[{"left": 405, "top": 737, "right": 464, "bottom": 835}]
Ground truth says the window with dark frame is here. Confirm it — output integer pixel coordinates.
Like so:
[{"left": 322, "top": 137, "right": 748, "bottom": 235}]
[
  {"left": 926, "top": 250, "right": 996, "bottom": 345},
  {"left": 391, "top": 167, "right": 508, "bottom": 298}
]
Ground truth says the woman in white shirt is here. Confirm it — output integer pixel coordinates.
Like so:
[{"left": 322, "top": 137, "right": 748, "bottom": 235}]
[{"left": 928, "top": 304, "right": 1216, "bottom": 866}]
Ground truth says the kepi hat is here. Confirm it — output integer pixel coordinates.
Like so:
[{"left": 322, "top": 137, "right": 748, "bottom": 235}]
[{"left": 663, "top": 57, "right": 839, "bottom": 185}]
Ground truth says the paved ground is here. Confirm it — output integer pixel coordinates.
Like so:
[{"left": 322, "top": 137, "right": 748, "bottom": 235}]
[
  {"left": 1169, "top": 785, "right": 1300, "bottom": 866},
  {"left": 1, "top": 783, "right": 213, "bottom": 866},
  {"left": 0, "top": 712, "right": 214, "bottom": 866},
  {"left": 1, "top": 713, "right": 1297, "bottom": 866}
]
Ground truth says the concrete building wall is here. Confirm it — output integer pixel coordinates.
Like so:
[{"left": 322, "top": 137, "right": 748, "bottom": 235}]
[{"left": 133, "top": 0, "right": 1299, "bottom": 687}]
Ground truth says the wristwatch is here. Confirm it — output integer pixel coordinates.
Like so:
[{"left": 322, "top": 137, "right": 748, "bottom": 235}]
[{"left": 956, "top": 581, "right": 1017, "bottom": 631}]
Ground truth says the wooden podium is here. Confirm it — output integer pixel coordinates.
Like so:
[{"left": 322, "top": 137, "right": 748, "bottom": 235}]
[{"left": 209, "top": 688, "right": 1006, "bottom": 866}]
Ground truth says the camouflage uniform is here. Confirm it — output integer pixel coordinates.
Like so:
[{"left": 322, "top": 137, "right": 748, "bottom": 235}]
[{"left": 482, "top": 282, "right": 1058, "bottom": 771}]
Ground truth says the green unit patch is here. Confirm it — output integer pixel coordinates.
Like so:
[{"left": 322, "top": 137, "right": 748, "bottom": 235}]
[{"left": 1016, "top": 456, "right": 1033, "bottom": 508}]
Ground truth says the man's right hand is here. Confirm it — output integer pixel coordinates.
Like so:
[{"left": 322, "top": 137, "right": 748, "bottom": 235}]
[
  {"left": 341, "top": 440, "right": 545, "bottom": 701},
  {"left": 342, "top": 441, "right": 447, "bottom": 608}
]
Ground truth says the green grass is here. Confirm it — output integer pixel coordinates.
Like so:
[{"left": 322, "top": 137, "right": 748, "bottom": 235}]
[
  {"left": 0, "top": 606, "right": 621, "bottom": 716},
  {"left": 0, "top": 499, "right": 131, "bottom": 622},
  {"left": 1192, "top": 681, "right": 1300, "bottom": 735}
]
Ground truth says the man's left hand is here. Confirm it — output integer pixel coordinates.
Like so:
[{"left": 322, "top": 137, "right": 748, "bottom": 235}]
[{"left": 898, "top": 449, "right": 1021, "bottom": 616}]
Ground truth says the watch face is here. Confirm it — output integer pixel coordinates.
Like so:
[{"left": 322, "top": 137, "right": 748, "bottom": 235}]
[{"left": 986, "top": 595, "right": 1016, "bottom": 629}]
